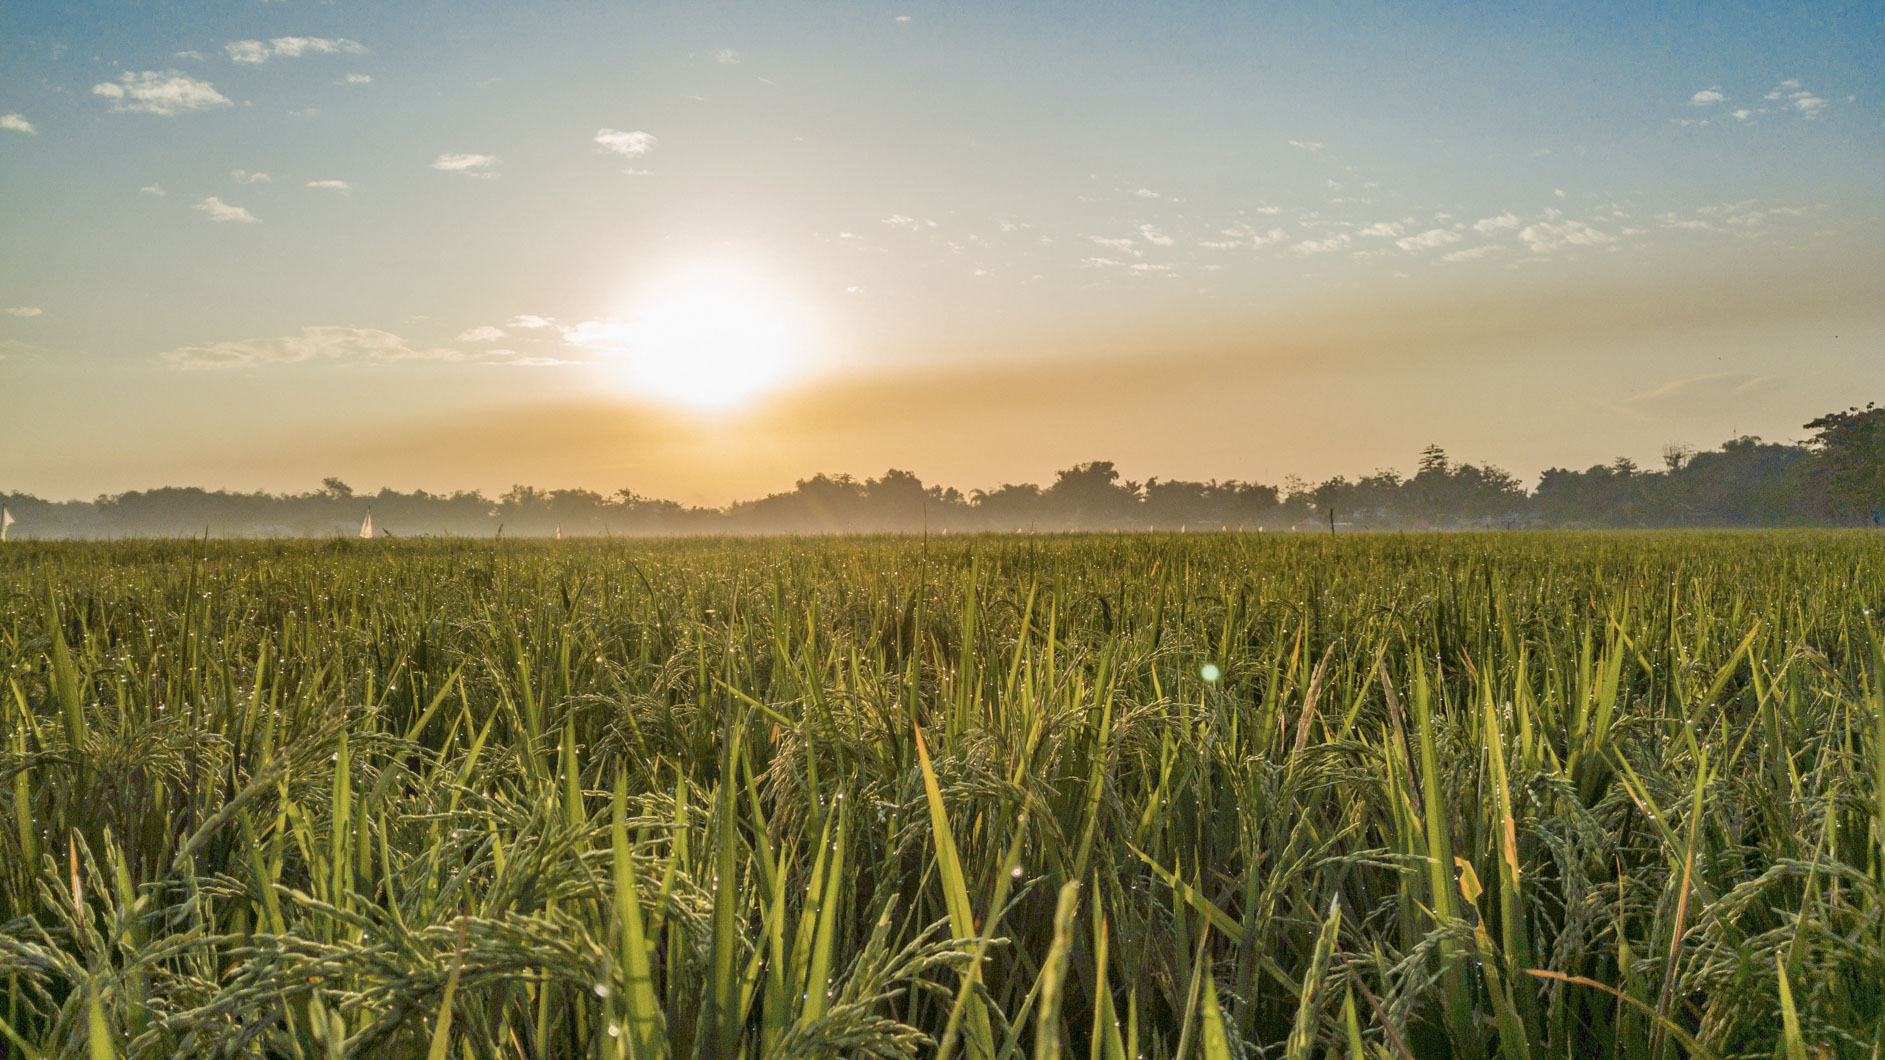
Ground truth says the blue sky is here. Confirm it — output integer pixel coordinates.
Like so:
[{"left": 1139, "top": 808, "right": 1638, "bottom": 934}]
[{"left": 1, "top": 1, "right": 1881, "bottom": 501}]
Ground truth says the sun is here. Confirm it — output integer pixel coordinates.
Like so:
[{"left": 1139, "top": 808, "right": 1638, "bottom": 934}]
[{"left": 604, "top": 260, "right": 808, "bottom": 411}]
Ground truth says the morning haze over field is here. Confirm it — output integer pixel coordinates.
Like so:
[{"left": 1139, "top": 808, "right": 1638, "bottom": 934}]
[{"left": 2, "top": 1, "right": 1882, "bottom": 504}]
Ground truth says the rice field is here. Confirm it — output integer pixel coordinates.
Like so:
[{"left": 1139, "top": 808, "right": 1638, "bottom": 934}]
[{"left": 1, "top": 531, "right": 1881, "bottom": 1058}]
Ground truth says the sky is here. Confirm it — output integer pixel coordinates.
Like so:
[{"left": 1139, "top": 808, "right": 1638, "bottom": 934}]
[{"left": 1, "top": 0, "right": 1881, "bottom": 504}]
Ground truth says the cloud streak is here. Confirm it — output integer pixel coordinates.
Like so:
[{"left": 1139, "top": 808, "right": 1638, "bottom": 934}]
[
  {"left": 0, "top": 113, "right": 35, "bottom": 134},
  {"left": 92, "top": 71, "right": 230, "bottom": 115},
  {"left": 162, "top": 326, "right": 465, "bottom": 369},
  {"left": 225, "top": 37, "right": 367, "bottom": 64},
  {"left": 194, "top": 196, "right": 259, "bottom": 223},
  {"left": 431, "top": 153, "right": 498, "bottom": 178}
]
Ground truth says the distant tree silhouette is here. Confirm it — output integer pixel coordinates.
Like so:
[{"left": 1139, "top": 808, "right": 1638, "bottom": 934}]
[{"left": 3, "top": 404, "right": 1880, "bottom": 537}]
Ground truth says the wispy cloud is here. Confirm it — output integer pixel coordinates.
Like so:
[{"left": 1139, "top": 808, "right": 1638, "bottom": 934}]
[
  {"left": 1287, "top": 139, "right": 1326, "bottom": 153},
  {"left": 306, "top": 179, "right": 351, "bottom": 191},
  {"left": 4, "top": 306, "right": 42, "bottom": 318},
  {"left": 709, "top": 48, "right": 741, "bottom": 65},
  {"left": 457, "top": 325, "right": 506, "bottom": 342},
  {"left": 1137, "top": 224, "right": 1174, "bottom": 247},
  {"left": 231, "top": 169, "right": 271, "bottom": 184},
  {"left": 344, "top": 73, "right": 372, "bottom": 84},
  {"left": 140, "top": 185, "right": 166, "bottom": 196},
  {"left": 431, "top": 152, "right": 498, "bottom": 178},
  {"left": 1609, "top": 372, "right": 1781, "bottom": 420},
  {"left": 92, "top": 71, "right": 230, "bottom": 115},
  {"left": 1689, "top": 87, "right": 1724, "bottom": 105},
  {"left": 1394, "top": 228, "right": 1462, "bottom": 252},
  {"left": 0, "top": 113, "right": 35, "bottom": 134},
  {"left": 162, "top": 326, "right": 465, "bottom": 369},
  {"left": 225, "top": 37, "right": 367, "bottom": 64},
  {"left": 1438, "top": 244, "right": 1504, "bottom": 264},
  {"left": 1519, "top": 218, "right": 1613, "bottom": 253},
  {"left": 1357, "top": 221, "right": 1403, "bottom": 238},
  {"left": 1471, "top": 212, "right": 1520, "bottom": 234},
  {"left": 508, "top": 315, "right": 556, "bottom": 330},
  {"left": 194, "top": 196, "right": 259, "bottom": 223},
  {"left": 1292, "top": 234, "right": 1350, "bottom": 255}
]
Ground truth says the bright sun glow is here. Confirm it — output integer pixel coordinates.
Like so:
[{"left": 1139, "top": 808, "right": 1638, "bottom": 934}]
[{"left": 602, "top": 261, "right": 807, "bottom": 410}]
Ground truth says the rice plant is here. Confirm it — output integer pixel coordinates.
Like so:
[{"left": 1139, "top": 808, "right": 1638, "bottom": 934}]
[{"left": 1, "top": 530, "right": 1881, "bottom": 1057}]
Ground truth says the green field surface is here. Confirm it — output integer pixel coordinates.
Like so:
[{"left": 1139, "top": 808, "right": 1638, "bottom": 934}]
[{"left": 2, "top": 532, "right": 1882, "bottom": 1058}]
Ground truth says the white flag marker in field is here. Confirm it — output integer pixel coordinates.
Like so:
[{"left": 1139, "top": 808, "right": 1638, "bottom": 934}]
[
  {"left": 360, "top": 511, "right": 374, "bottom": 539},
  {"left": 555, "top": 523, "right": 563, "bottom": 540},
  {"left": 0, "top": 505, "right": 12, "bottom": 542}
]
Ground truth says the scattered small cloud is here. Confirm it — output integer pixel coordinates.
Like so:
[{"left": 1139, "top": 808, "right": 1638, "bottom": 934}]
[
  {"left": 344, "top": 72, "right": 372, "bottom": 84},
  {"left": 1472, "top": 212, "right": 1521, "bottom": 234},
  {"left": 882, "top": 214, "right": 935, "bottom": 230},
  {"left": 894, "top": 14, "right": 913, "bottom": 22},
  {"left": 4, "top": 306, "right": 43, "bottom": 317},
  {"left": 1137, "top": 224, "right": 1174, "bottom": 247},
  {"left": 431, "top": 152, "right": 498, "bottom": 178},
  {"left": 1519, "top": 218, "right": 1613, "bottom": 253},
  {"left": 1292, "top": 234, "right": 1350, "bottom": 255},
  {"left": 0, "top": 113, "right": 35, "bottom": 134},
  {"left": 231, "top": 169, "right": 271, "bottom": 184},
  {"left": 225, "top": 37, "right": 367, "bottom": 64},
  {"left": 141, "top": 185, "right": 166, "bottom": 196},
  {"left": 1357, "top": 221, "right": 1403, "bottom": 238},
  {"left": 306, "top": 179, "right": 351, "bottom": 191},
  {"left": 508, "top": 314, "right": 556, "bottom": 330},
  {"left": 194, "top": 196, "right": 259, "bottom": 223},
  {"left": 457, "top": 325, "right": 506, "bottom": 342},
  {"left": 1731, "top": 108, "right": 1751, "bottom": 121},
  {"left": 1554, "top": 188, "right": 1567, "bottom": 198},
  {"left": 709, "top": 48, "right": 741, "bottom": 65},
  {"left": 1287, "top": 139, "right": 1326, "bottom": 153},
  {"left": 92, "top": 70, "right": 231, "bottom": 115},
  {"left": 593, "top": 129, "right": 657, "bottom": 169},
  {"left": 1133, "top": 187, "right": 1161, "bottom": 199},
  {"left": 162, "top": 325, "right": 463, "bottom": 369},
  {"left": 1439, "top": 245, "right": 1504, "bottom": 264},
  {"left": 1689, "top": 87, "right": 1724, "bottom": 105},
  {"left": 1395, "top": 228, "right": 1462, "bottom": 252}
]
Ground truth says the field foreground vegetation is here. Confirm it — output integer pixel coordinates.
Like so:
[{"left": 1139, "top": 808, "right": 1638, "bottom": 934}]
[{"left": 1, "top": 532, "right": 1882, "bottom": 1058}]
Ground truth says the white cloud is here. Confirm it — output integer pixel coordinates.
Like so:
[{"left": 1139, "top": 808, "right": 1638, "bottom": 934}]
[
  {"left": 1357, "top": 221, "right": 1403, "bottom": 238},
  {"left": 1439, "top": 245, "right": 1504, "bottom": 263},
  {"left": 895, "top": 14, "right": 912, "bottom": 21},
  {"left": 306, "top": 179, "right": 351, "bottom": 191},
  {"left": 594, "top": 128, "right": 657, "bottom": 165},
  {"left": 1133, "top": 187, "right": 1161, "bottom": 199},
  {"left": 457, "top": 325, "right": 506, "bottom": 342},
  {"left": 431, "top": 152, "right": 498, "bottom": 178},
  {"left": 1089, "top": 235, "right": 1136, "bottom": 252},
  {"left": 1791, "top": 94, "right": 1826, "bottom": 116},
  {"left": 1689, "top": 88, "right": 1724, "bottom": 105},
  {"left": 193, "top": 196, "right": 259, "bottom": 223},
  {"left": 140, "top": 184, "right": 166, "bottom": 196},
  {"left": 231, "top": 169, "right": 271, "bottom": 184},
  {"left": 1138, "top": 224, "right": 1174, "bottom": 247},
  {"left": 92, "top": 70, "right": 230, "bottom": 115},
  {"left": 163, "top": 326, "right": 462, "bottom": 369},
  {"left": 1394, "top": 227, "right": 1463, "bottom": 252},
  {"left": 709, "top": 48, "right": 741, "bottom": 65},
  {"left": 1292, "top": 234, "right": 1350, "bottom": 255},
  {"left": 508, "top": 314, "right": 556, "bottom": 330},
  {"left": 1472, "top": 212, "right": 1521, "bottom": 234},
  {"left": 225, "top": 37, "right": 367, "bottom": 64},
  {"left": 1518, "top": 219, "right": 1613, "bottom": 253},
  {"left": 4, "top": 306, "right": 43, "bottom": 317},
  {"left": 0, "top": 113, "right": 35, "bottom": 134},
  {"left": 1287, "top": 139, "right": 1326, "bottom": 152},
  {"left": 345, "top": 73, "right": 372, "bottom": 84},
  {"left": 1731, "top": 108, "right": 1751, "bottom": 121}
]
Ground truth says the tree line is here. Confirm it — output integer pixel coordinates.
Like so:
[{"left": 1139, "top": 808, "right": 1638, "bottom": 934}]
[{"left": 3, "top": 405, "right": 1880, "bottom": 538}]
